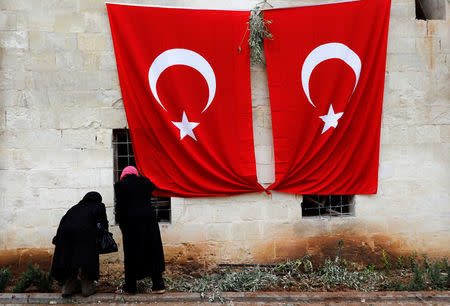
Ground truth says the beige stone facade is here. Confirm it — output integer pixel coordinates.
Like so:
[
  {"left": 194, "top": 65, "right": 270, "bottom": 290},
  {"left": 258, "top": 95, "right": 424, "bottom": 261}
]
[{"left": 0, "top": 0, "right": 449, "bottom": 267}]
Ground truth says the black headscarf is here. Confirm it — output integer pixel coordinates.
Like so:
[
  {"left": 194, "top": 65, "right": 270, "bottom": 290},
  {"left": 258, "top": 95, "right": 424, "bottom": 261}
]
[{"left": 81, "top": 191, "right": 102, "bottom": 203}]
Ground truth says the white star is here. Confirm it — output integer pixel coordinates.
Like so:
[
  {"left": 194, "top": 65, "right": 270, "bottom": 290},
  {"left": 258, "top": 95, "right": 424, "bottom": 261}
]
[
  {"left": 319, "top": 104, "right": 344, "bottom": 134},
  {"left": 172, "top": 111, "right": 199, "bottom": 141}
]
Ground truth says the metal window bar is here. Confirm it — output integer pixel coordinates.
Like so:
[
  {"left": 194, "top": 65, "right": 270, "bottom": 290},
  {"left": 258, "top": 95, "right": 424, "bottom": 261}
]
[
  {"left": 113, "top": 129, "right": 171, "bottom": 223},
  {"left": 301, "top": 195, "right": 354, "bottom": 218}
]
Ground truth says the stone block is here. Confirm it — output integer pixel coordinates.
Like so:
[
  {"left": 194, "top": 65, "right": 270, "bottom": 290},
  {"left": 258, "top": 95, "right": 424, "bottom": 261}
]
[
  {"left": 0, "top": 49, "right": 28, "bottom": 70},
  {"left": 45, "top": 32, "right": 78, "bottom": 51},
  {"left": 0, "top": 70, "right": 26, "bottom": 90},
  {"left": 394, "top": 160, "right": 418, "bottom": 178},
  {"left": 274, "top": 238, "right": 308, "bottom": 260},
  {"left": 230, "top": 221, "right": 263, "bottom": 241},
  {"left": 84, "top": 11, "right": 110, "bottom": 33},
  {"left": 39, "top": 188, "right": 81, "bottom": 212},
  {"left": 256, "top": 163, "right": 275, "bottom": 184},
  {"left": 406, "top": 101, "right": 430, "bottom": 126},
  {"left": 50, "top": 210, "right": 67, "bottom": 227},
  {"left": 1, "top": 129, "right": 61, "bottom": 149},
  {"left": 292, "top": 218, "right": 330, "bottom": 238},
  {"left": 0, "top": 90, "right": 20, "bottom": 107},
  {"left": 387, "top": 71, "right": 429, "bottom": 91},
  {"left": 58, "top": 108, "right": 100, "bottom": 129},
  {"left": 389, "top": 19, "right": 427, "bottom": 37},
  {"left": 386, "top": 54, "right": 424, "bottom": 72},
  {"left": 76, "top": 148, "right": 113, "bottom": 168},
  {"left": 0, "top": 111, "right": 5, "bottom": 130},
  {"left": 0, "top": 31, "right": 28, "bottom": 49},
  {"left": 430, "top": 105, "right": 450, "bottom": 124},
  {"left": 178, "top": 204, "right": 211, "bottom": 224},
  {"left": 99, "top": 108, "right": 127, "bottom": 128},
  {"left": 29, "top": 51, "right": 57, "bottom": 71},
  {"left": 83, "top": 51, "right": 101, "bottom": 70},
  {"left": 212, "top": 202, "right": 242, "bottom": 223},
  {"left": 28, "top": 11, "right": 55, "bottom": 32},
  {"left": 416, "top": 125, "right": 440, "bottom": 143},
  {"left": 78, "top": 33, "right": 109, "bottom": 51},
  {"left": 95, "top": 129, "right": 112, "bottom": 148},
  {"left": 415, "top": 37, "right": 441, "bottom": 70},
  {"left": 205, "top": 223, "right": 232, "bottom": 242},
  {"left": 15, "top": 208, "right": 50, "bottom": 228},
  {"left": 390, "top": 2, "right": 415, "bottom": 19},
  {"left": 379, "top": 161, "right": 394, "bottom": 179},
  {"left": 263, "top": 201, "right": 290, "bottom": 220},
  {"left": 427, "top": 20, "right": 448, "bottom": 38},
  {"left": 61, "top": 129, "right": 97, "bottom": 148},
  {"left": 239, "top": 202, "right": 264, "bottom": 221},
  {"left": 48, "top": 89, "right": 102, "bottom": 108},
  {"left": 0, "top": 0, "right": 31, "bottom": 10},
  {"left": 440, "top": 125, "right": 450, "bottom": 143},
  {"left": 255, "top": 145, "right": 273, "bottom": 165},
  {"left": 55, "top": 12, "right": 85, "bottom": 33},
  {"left": 262, "top": 222, "right": 293, "bottom": 239},
  {"left": 55, "top": 51, "right": 84, "bottom": 71},
  {"left": 386, "top": 37, "right": 416, "bottom": 54},
  {"left": 99, "top": 168, "right": 114, "bottom": 187},
  {"left": 6, "top": 108, "right": 40, "bottom": 130},
  {"left": 250, "top": 69, "right": 269, "bottom": 99},
  {"left": 29, "top": 31, "right": 46, "bottom": 50},
  {"left": 175, "top": 224, "right": 206, "bottom": 243},
  {"left": 100, "top": 51, "right": 117, "bottom": 71},
  {"left": 329, "top": 218, "right": 368, "bottom": 237},
  {"left": 387, "top": 126, "right": 416, "bottom": 145}
]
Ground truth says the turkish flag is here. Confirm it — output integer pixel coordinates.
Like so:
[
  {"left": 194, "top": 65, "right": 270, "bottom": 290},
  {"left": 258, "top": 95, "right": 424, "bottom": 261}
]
[
  {"left": 107, "top": 4, "right": 263, "bottom": 196},
  {"left": 264, "top": 0, "right": 391, "bottom": 194}
]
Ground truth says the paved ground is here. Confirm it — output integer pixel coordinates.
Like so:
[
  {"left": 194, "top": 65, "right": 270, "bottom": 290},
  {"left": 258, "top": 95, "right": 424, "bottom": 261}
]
[{"left": 0, "top": 291, "right": 449, "bottom": 305}]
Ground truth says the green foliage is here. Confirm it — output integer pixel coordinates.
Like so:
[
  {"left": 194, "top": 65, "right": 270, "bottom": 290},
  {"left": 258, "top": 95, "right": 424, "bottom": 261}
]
[
  {"left": 319, "top": 258, "right": 384, "bottom": 291},
  {"left": 408, "top": 263, "right": 426, "bottom": 291},
  {"left": 381, "top": 250, "right": 391, "bottom": 272},
  {"left": 397, "top": 256, "right": 406, "bottom": 269},
  {"left": 248, "top": 1, "right": 273, "bottom": 65},
  {"left": 366, "top": 264, "right": 376, "bottom": 273},
  {"left": 13, "top": 263, "right": 53, "bottom": 293},
  {"left": 0, "top": 267, "right": 11, "bottom": 292},
  {"left": 408, "top": 251, "right": 418, "bottom": 269},
  {"left": 428, "top": 262, "right": 445, "bottom": 290},
  {"left": 273, "top": 254, "right": 313, "bottom": 275}
]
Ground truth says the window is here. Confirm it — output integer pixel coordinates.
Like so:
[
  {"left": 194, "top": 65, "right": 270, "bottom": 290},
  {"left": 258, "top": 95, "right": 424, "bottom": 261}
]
[
  {"left": 113, "top": 129, "right": 171, "bottom": 223},
  {"left": 416, "top": 0, "right": 445, "bottom": 20},
  {"left": 301, "top": 195, "right": 354, "bottom": 218}
]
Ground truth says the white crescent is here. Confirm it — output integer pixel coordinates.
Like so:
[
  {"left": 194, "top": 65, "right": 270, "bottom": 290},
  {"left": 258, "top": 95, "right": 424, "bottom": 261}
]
[
  {"left": 301, "top": 42, "right": 361, "bottom": 108},
  {"left": 148, "top": 48, "right": 216, "bottom": 113}
]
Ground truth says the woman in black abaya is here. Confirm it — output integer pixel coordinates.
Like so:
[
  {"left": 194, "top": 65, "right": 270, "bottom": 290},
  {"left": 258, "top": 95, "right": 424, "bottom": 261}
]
[
  {"left": 50, "top": 191, "right": 108, "bottom": 297},
  {"left": 114, "top": 166, "right": 165, "bottom": 294}
]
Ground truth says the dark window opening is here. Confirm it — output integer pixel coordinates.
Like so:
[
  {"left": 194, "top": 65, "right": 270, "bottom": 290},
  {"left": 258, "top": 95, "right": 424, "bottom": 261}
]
[
  {"left": 113, "top": 129, "right": 171, "bottom": 223},
  {"left": 301, "top": 195, "right": 354, "bottom": 218},
  {"left": 415, "top": 0, "right": 445, "bottom": 20}
]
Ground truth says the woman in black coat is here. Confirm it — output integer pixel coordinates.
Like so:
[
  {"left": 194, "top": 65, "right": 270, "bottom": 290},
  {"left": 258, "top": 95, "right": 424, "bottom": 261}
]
[
  {"left": 50, "top": 191, "right": 108, "bottom": 297},
  {"left": 114, "top": 166, "right": 165, "bottom": 294}
]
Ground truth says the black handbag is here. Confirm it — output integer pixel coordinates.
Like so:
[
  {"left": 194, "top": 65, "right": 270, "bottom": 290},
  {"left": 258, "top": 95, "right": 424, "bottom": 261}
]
[{"left": 96, "top": 223, "right": 118, "bottom": 254}]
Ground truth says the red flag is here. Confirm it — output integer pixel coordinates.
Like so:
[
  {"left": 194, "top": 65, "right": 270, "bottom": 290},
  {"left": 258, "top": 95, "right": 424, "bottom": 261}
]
[
  {"left": 264, "top": 0, "right": 391, "bottom": 194},
  {"left": 107, "top": 4, "right": 263, "bottom": 196}
]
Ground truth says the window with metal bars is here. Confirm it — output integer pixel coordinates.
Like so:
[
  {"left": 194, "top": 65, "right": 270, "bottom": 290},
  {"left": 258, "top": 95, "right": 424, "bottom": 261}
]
[
  {"left": 415, "top": 0, "right": 445, "bottom": 20},
  {"left": 113, "top": 129, "right": 171, "bottom": 223},
  {"left": 301, "top": 195, "right": 354, "bottom": 218}
]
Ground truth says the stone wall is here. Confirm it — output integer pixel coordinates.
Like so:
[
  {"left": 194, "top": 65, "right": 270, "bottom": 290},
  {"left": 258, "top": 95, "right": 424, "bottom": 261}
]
[{"left": 0, "top": 0, "right": 449, "bottom": 268}]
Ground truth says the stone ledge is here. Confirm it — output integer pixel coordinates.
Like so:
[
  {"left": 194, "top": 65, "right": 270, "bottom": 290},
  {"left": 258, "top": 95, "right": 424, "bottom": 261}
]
[{"left": 0, "top": 291, "right": 449, "bottom": 304}]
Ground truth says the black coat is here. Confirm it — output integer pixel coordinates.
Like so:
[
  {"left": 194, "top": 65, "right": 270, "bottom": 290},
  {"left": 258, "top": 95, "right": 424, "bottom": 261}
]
[
  {"left": 114, "top": 175, "right": 165, "bottom": 279},
  {"left": 50, "top": 192, "right": 108, "bottom": 282}
]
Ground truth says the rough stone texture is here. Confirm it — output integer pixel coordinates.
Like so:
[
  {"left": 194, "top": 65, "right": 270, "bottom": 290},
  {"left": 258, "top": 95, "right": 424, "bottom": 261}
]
[{"left": 0, "top": 0, "right": 449, "bottom": 267}]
